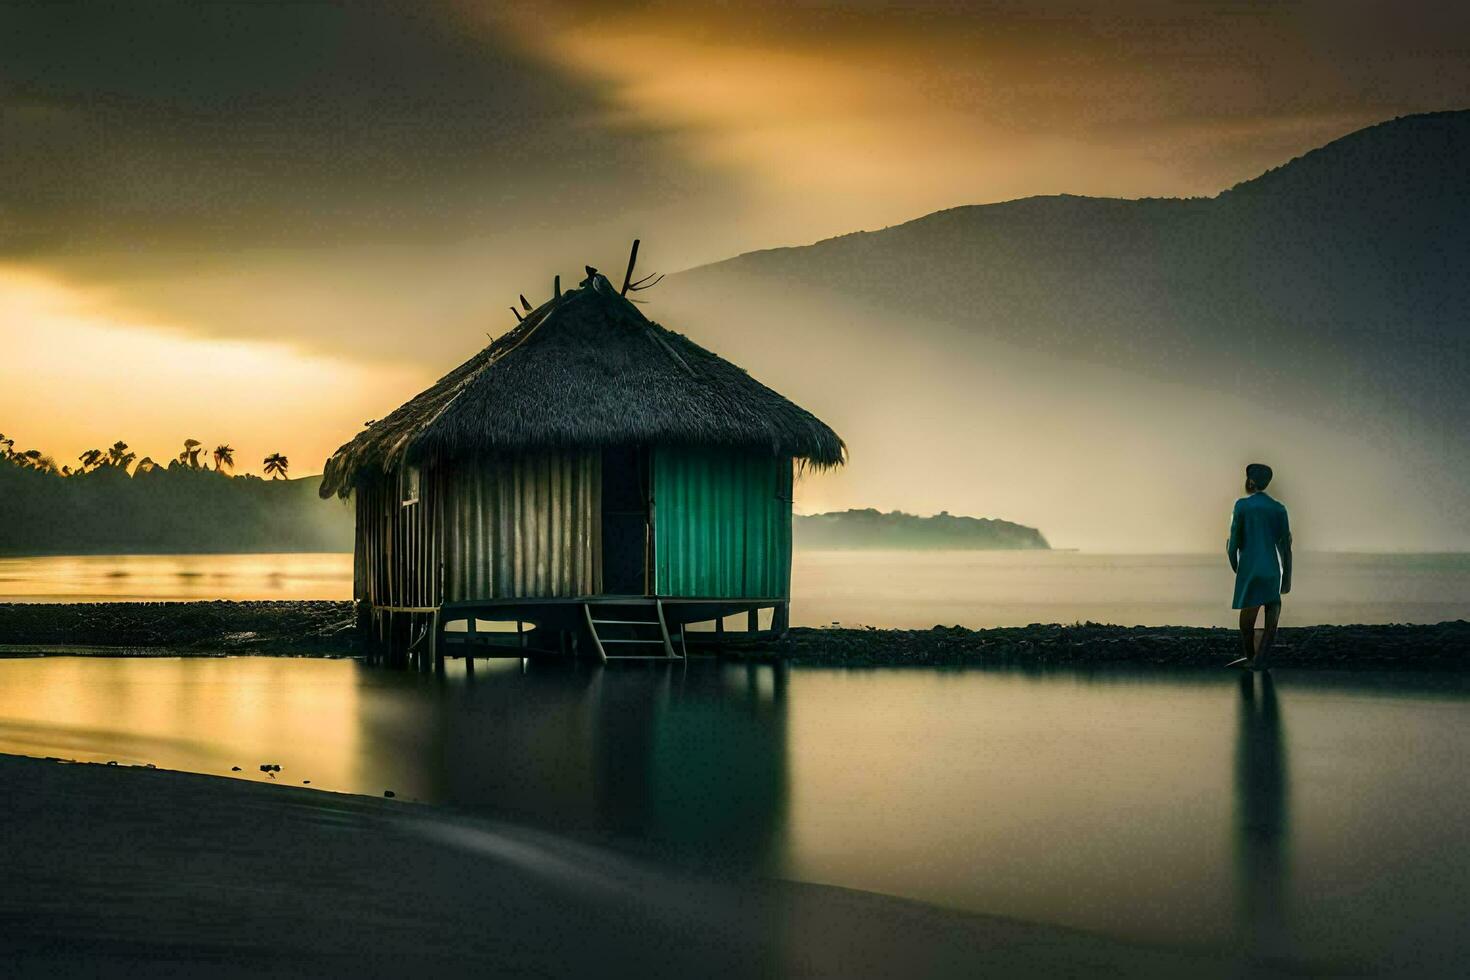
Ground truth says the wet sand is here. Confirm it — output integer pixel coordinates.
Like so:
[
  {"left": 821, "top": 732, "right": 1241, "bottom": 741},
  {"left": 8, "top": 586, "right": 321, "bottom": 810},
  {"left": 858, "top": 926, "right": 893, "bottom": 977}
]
[
  {"left": 1, "top": 600, "right": 1466, "bottom": 668},
  {"left": 0, "top": 753, "right": 1295, "bottom": 978}
]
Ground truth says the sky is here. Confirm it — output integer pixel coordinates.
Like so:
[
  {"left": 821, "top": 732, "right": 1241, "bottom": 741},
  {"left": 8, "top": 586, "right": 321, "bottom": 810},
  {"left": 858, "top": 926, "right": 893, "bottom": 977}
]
[{"left": 3, "top": 1, "right": 1467, "bottom": 546}]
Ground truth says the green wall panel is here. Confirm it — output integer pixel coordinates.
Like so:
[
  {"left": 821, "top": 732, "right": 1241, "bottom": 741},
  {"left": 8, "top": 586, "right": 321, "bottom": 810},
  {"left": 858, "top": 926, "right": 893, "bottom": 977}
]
[{"left": 652, "top": 449, "right": 792, "bottom": 599}]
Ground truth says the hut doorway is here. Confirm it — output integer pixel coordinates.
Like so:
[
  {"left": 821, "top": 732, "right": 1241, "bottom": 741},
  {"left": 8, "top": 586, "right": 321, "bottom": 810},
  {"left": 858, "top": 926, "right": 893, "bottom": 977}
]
[{"left": 601, "top": 446, "right": 650, "bottom": 595}]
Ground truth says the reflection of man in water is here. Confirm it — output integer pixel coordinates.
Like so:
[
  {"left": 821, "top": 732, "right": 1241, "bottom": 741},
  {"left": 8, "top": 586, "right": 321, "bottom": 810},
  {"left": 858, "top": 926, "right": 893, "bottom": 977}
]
[
  {"left": 1228, "top": 463, "right": 1293, "bottom": 668},
  {"left": 1235, "top": 672, "right": 1289, "bottom": 954}
]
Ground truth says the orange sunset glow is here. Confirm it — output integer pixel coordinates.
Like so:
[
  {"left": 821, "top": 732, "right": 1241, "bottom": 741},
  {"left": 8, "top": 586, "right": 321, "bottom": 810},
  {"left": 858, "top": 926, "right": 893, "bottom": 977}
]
[{"left": 1, "top": 266, "right": 427, "bottom": 477}]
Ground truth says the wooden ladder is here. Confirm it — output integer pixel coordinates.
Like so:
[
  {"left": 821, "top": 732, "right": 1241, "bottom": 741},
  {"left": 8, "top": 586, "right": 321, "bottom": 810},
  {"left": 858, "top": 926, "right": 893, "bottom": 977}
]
[{"left": 583, "top": 599, "right": 681, "bottom": 662}]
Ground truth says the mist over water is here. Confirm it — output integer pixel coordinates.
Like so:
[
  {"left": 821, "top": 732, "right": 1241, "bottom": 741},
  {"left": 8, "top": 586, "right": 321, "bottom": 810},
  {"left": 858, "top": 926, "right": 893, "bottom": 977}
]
[
  {"left": 658, "top": 270, "right": 1470, "bottom": 555},
  {"left": 0, "top": 553, "right": 351, "bottom": 605},
  {"left": 4, "top": 550, "right": 1467, "bottom": 628},
  {"left": 793, "top": 551, "right": 1470, "bottom": 629}
]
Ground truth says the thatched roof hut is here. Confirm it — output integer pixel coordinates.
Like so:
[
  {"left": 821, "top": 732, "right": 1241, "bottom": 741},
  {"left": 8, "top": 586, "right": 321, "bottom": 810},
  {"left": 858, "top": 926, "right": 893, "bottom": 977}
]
[
  {"left": 321, "top": 273, "right": 842, "bottom": 497},
  {"left": 324, "top": 267, "right": 844, "bottom": 663}
]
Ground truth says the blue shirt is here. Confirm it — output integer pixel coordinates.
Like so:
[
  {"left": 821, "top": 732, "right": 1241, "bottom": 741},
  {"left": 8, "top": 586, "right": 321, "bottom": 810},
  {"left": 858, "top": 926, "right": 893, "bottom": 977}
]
[{"left": 1228, "top": 492, "right": 1291, "bottom": 609}]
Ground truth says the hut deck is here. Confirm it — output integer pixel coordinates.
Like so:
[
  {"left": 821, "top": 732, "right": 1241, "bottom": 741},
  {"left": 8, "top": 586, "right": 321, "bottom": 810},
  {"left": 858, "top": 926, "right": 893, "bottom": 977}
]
[{"left": 376, "top": 596, "right": 789, "bottom": 665}]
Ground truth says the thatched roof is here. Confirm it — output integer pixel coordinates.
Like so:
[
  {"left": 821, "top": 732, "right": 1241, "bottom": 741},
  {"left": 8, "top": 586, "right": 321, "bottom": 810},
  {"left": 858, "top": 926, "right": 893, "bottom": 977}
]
[{"left": 320, "top": 272, "right": 845, "bottom": 498}]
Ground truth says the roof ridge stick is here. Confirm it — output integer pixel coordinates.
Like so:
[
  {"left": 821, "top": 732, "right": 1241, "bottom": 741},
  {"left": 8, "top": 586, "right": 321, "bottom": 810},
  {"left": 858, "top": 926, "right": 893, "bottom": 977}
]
[
  {"left": 646, "top": 325, "right": 696, "bottom": 377},
  {"left": 385, "top": 297, "right": 561, "bottom": 467}
]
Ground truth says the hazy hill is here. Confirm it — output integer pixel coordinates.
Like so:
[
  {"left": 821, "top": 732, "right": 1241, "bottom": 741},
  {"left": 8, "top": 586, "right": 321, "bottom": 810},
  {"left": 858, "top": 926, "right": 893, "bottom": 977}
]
[
  {"left": 678, "top": 111, "right": 1468, "bottom": 439},
  {"left": 795, "top": 510, "right": 1048, "bottom": 550},
  {"left": 657, "top": 110, "right": 1470, "bottom": 551}
]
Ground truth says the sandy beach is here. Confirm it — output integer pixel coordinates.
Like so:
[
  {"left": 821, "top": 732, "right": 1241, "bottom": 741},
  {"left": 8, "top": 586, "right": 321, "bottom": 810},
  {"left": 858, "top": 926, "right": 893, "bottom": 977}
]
[
  {"left": 0, "top": 752, "right": 1307, "bottom": 978},
  {"left": 0, "top": 600, "right": 1466, "bottom": 669}
]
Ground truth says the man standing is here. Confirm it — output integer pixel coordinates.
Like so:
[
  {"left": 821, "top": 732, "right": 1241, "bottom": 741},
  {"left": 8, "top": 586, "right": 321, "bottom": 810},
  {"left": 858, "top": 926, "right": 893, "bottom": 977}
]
[{"left": 1228, "top": 463, "right": 1292, "bottom": 669}]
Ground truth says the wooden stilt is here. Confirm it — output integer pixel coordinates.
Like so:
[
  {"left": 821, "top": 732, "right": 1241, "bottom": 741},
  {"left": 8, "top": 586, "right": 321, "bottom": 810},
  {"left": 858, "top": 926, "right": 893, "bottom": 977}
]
[
  {"left": 774, "top": 602, "right": 790, "bottom": 636},
  {"left": 357, "top": 602, "right": 372, "bottom": 662},
  {"left": 430, "top": 609, "right": 443, "bottom": 671}
]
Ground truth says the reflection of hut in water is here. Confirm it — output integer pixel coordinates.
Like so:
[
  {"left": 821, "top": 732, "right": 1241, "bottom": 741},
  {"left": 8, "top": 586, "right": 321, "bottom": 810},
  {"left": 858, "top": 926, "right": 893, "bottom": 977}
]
[
  {"left": 430, "top": 662, "right": 790, "bottom": 870},
  {"left": 320, "top": 252, "right": 844, "bottom": 665},
  {"left": 591, "top": 663, "right": 790, "bottom": 867}
]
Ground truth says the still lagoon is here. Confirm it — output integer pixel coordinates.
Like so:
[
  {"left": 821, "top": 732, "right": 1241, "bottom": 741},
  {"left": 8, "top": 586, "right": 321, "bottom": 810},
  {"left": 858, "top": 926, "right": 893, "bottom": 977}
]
[
  {"left": 0, "top": 656, "right": 1466, "bottom": 974},
  {"left": 3, "top": 549, "right": 1469, "bottom": 627}
]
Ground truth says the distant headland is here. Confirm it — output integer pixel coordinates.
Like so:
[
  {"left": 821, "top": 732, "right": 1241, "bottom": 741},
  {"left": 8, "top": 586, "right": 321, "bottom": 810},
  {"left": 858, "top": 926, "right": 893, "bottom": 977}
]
[{"left": 795, "top": 509, "right": 1049, "bottom": 550}]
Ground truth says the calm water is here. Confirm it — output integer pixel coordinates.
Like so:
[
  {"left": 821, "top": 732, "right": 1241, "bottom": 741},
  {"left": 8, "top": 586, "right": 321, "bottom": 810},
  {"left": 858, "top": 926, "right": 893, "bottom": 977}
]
[
  {"left": 3, "top": 550, "right": 1469, "bottom": 627},
  {"left": 1, "top": 655, "right": 1467, "bottom": 974}
]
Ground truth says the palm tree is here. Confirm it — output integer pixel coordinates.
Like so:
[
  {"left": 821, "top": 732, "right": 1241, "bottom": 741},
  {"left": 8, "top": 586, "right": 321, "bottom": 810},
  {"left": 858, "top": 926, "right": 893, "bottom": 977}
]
[
  {"left": 78, "top": 448, "right": 104, "bottom": 472},
  {"left": 106, "top": 441, "right": 136, "bottom": 472},
  {"left": 7, "top": 449, "right": 51, "bottom": 472},
  {"left": 213, "top": 444, "right": 236, "bottom": 472},
  {"left": 178, "top": 438, "right": 203, "bottom": 469},
  {"left": 262, "top": 453, "right": 289, "bottom": 480}
]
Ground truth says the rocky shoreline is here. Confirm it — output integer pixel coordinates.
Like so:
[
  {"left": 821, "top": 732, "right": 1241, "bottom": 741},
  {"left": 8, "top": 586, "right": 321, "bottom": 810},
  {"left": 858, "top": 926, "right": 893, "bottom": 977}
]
[
  {"left": 773, "top": 620, "right": 1470, "bottom": 669},
  {"left": 0, "top": 601, "right": 359, "bottom": 656},
  {"left": 0, "top": 601, "right": 1466, "bottom": 669}
]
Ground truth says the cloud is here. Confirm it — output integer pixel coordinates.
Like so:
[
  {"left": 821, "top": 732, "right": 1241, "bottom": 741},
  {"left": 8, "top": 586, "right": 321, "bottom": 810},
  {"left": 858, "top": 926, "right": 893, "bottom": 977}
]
[
  {"left": 496, "top": 1, "right": 1470, "bottom": 222},
  {"left": 0, "top": 1, "right": 725, "bottom": 258},
  {"left": 0, "top": 1, "right": 749, "bottom": 370},
  {"left": 0, "top": 265, "right": 427, "bottom": 477},
  {"left": 4, "top": 0, "right": 1467, "bottom": 533},
  {"left": 6, "top": 1, "right": 1466, "bottom": 366}
]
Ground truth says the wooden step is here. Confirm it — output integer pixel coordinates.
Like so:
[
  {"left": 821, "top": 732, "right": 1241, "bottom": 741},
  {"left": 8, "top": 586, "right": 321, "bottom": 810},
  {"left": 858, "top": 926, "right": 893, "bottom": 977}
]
[{"left": 583, "top": 601, "right": 680, "bottom": 662}]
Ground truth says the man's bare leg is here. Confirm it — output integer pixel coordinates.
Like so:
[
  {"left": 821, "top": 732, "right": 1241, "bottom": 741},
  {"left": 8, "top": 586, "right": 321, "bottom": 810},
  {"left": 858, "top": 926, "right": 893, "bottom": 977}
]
[
  {"left": 1256, "top": 602, "right": 1282, "bottom": 667},
  {"left": 1239, "top": 605, "right": 1260, "bottom": 662}
]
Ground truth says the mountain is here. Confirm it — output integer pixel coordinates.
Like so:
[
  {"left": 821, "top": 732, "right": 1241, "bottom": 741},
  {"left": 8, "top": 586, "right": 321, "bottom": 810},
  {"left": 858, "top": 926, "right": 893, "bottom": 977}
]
[
  {"left": 794, "top": 510, "right": 1048, "bottom": 550},
  {"left": 678, "top": 111, "right": 1468, "bottom": 438},
  {"left": 655, "top": 110, "right": 1470, "bottom": 552}
]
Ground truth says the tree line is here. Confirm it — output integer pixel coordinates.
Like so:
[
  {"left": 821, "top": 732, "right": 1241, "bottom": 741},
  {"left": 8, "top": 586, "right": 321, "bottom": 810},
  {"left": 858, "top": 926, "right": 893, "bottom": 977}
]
[
  {"left": 2, "top": 433, "right": 289, "bottom": 480},
  {"left": 0, "top": 431, "right": 350, "bottom": 556}
]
